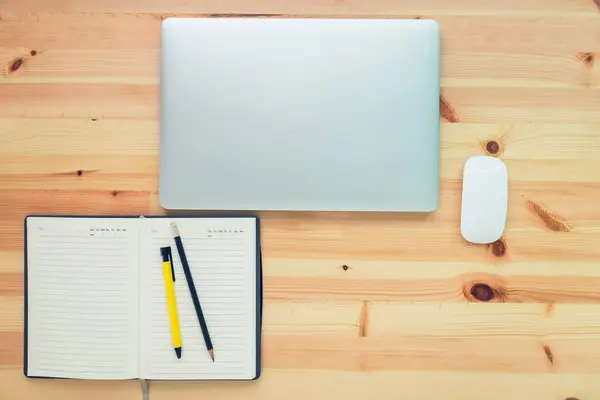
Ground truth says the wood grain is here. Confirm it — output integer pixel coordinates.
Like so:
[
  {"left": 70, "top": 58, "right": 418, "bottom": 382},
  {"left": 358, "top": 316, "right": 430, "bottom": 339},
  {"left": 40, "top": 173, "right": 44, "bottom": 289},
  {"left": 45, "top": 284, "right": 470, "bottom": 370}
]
[
  {"left": 1, "top": 14, "right": 599, "bottom": 53},
  {"left": 0, "top": 297, "right": 22, "bottom": 331},
  {"left": 1, "top": 0, "right": 599, "bottom": 15},
  {"left": 1, "top": 0, "right": 600, "bottom": 398},
  {"left": 2, "top": 49, "right": 598, "bottom": 88},
  {"left": 3, "top": 85, "right": 600, "bottom": 122},
  {"left": 0, "top": 369, "right": 140, "bottom": 400},
  {"left": 148, "top": 369, "right": 600, "bottom": 400}
]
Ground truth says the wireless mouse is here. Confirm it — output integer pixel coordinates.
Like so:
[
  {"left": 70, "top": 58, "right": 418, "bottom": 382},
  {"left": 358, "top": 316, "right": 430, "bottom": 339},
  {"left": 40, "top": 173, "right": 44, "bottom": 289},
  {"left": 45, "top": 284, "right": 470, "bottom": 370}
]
[{"left": 460, "top": 156, "right": 508, "bottom": 244}]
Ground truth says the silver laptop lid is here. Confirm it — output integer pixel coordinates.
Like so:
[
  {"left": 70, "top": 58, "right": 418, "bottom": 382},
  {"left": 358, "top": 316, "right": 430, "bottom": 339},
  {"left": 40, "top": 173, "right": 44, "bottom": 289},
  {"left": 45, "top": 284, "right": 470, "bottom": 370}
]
[{"left": 160, "top": 18, "right": 440, "bottom": 211}]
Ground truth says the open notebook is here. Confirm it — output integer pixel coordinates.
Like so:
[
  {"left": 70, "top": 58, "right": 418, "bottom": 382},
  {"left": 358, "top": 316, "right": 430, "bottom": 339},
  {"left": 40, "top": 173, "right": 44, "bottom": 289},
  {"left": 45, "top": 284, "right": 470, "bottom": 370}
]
[{"left": 24, "top": 216, "right": 261, "bottom": 380}]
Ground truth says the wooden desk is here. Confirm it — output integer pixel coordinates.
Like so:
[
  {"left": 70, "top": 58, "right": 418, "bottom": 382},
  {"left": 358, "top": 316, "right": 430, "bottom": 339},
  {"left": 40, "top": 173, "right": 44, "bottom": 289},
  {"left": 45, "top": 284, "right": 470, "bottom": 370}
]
[{"left": 1, "top": 1, "right": 600, "bottom": 399}]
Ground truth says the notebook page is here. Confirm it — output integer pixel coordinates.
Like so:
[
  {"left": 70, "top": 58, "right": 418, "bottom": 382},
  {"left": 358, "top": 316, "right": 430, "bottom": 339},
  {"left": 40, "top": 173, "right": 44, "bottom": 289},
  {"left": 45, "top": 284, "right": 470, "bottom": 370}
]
[
  {"left": 139, "top": 217, "right": 257, "bottom": 380},
  {"left": 26, "top": 217, "right": 140, "bottom": 379}
]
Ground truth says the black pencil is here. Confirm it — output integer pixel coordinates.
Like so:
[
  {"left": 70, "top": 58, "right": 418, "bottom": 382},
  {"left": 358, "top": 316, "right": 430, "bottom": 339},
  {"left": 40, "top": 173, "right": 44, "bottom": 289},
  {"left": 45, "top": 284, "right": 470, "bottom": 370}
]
[{"left": 170, "top": 221, "right": 215, "bottom": 362}]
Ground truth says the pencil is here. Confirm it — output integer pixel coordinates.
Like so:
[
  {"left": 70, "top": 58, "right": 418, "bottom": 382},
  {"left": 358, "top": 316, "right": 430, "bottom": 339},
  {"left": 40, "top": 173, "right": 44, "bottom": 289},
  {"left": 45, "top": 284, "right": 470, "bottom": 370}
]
[
  {"left": 160, "top": 246, "right": 182, "bottom": 359},
  {"left": 170, "top": 221, "right": 215, "bottom": 362}
]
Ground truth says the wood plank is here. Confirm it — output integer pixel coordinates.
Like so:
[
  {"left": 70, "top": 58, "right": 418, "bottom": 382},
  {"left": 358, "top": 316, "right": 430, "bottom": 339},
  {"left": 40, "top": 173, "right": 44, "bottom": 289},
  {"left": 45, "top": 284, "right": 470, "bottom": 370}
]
[
  {"left": 263, "top": 259, "right": 600, "bottom": 279},
  {"left": 0, "top": 84, "right": 156, "bottom": 119},
  {"left": 148, "top": 369, "right": 600, "bottom": 400},
  {"left": 260, "top": 227, "right": 600, "bottom": 261},
  {"left": 262, "top": 227, "right": 600, "bottom": 262},
  {"left": 0, "top": 367, "right": 593, "bottom": 400},
  {"left": 0, "top": 14, "right": 161, "bottom": 50},
  {"left": 0, "top": 190, "right": 151, "bottom": 249},
  {"left": 2, "top": 49, "right": 598, "bottom": 89},
  {"left": 0, "top": 155, "right": 158, "bottom": 190},
  {"left": 1, "top": 122, "right": 600, "bottom": 191},
  {"left": 441, "top": 87, "right": 600, "bottom": 122},
  {"left": 1, "top": 123, "right": 599, "bottom": 191},
  {"left": 443, "top": 52, "right": 599, "bottom": 89},
  {"left": 263, "top": 301, "right": 361, "bottom": 335},
  {"left": 0, "top": 252, "right": 23, "bottom": 273},
  {"left": 263, "top": 274, "right": 600, "bottom": 303},
  {"left": 1, "top": 119, "right": 597, "bottom": 160},
  {"left": 0, "top": 14, "right": 598, "bottom": 54},
  {"left": 442, "top": 123, "right": 600, "bottom": 160},
  {"left": 0, "top": 48, "right": 158, "bottom": 84},
  {"left": 1, "top": 157, "right": 598, "bottom": 191},
  {"left": 0, "top": 368, "right": 139, "bottom": 400},
  {"left": 1, "top": 0, "right": 597, "bottom": 15},
  {"left": 0, "top": 274, "right": 22, "bottom": 296},
  {"left": 437, "top": 15, "right": 600, "bottom": 55},
  {"left": 0, "top": 332, "right": 21, "bottom": 366},
  {"left": 0, "top": 118, "right": 157, "bottom": 155},
  {"left": 265, "top": 301, "right": 600, "bottom": 338},
  {"left": 367, "top": 303, "right": 600, "bottom": 337},
  {"left": 0, "top": 366, "right": 595, "bottom": 400},
  {"left": 264, "top": 335, "right": 600, "bottom": 373},
  {"left": 1, "top": 84, "right": 599, "bottom": 122},
  {"left": 0, "top": 297, "right": 22, "bottom": 332},
  {"left": 444, "top": 159, "right": 600, "bottom": 183}
]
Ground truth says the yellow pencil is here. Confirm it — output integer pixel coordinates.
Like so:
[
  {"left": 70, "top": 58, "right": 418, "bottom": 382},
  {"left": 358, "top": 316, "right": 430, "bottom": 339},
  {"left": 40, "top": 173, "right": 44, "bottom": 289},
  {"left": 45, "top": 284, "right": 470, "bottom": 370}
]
[{"left": 160, "top": 246, "right": 182, "bottom": 359}]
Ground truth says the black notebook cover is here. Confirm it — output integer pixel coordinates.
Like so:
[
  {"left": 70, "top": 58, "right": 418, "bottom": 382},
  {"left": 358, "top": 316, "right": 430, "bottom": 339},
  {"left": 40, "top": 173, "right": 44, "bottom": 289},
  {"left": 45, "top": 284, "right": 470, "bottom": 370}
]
[{"left": 24, "top": 215, "right": 263, "bottom": 380}]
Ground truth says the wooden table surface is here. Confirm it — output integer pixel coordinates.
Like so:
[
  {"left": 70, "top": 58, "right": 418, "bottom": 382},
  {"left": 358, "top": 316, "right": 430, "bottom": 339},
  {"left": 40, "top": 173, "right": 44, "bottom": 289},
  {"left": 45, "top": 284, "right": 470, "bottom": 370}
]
[{"left": 1, "top": 0, "right": 600, "bottom": 399}]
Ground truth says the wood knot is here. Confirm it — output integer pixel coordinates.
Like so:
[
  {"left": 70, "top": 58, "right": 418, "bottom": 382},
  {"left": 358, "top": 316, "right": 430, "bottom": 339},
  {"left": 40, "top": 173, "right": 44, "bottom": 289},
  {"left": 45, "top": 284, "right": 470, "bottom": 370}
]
[
  {"left": 544, "top": 302, "right": 555, "bottom": 317},
  {"left": 565, "top": 398, "right": 581, "bottom": 400},
  {"left": 76, "top": 169, "right": 83, "bottom": 176},
  {"left": 440, "top": 95, "right": 460, "bottom": 123},
  {"left": 463, "top": 281, "right": 508, "bottom": 303},
  {"left": 341, "top": 264, "right": 349, "bottom": 271},
  {"left": 30, "top": 50, "right": 37, "bottom": 56},
  {"left": 577, "top": 52, "right": 596, "bottom": 68},
  {"left": 527, "top": 200, "right": 571, "bottom": 232},
  {"left": 9, "top": 57, "right": 23, "bottom": 73},
  {"left": 484, "top": 140, "right": 502, "bottom": 156},
  {"left": 482, "top": 137, "right": 504, "bottom": 156},
  {"left": 112, "top": 190, "right": 119, "bottom": 197},
  {"left": 358, "top": 301, "right": 368, "bottom": 337},
  {"left": 542, "top": 344, "right": 554, "bottom": 365},
  {"left": 489, "top": 238, "right": 507, "bottom": 257},
  {"left": 91, "top": 117, "right": 97, "bottom": 121},
  {"left": 470, "top": 283, "right": 495, "bottom": 302}
]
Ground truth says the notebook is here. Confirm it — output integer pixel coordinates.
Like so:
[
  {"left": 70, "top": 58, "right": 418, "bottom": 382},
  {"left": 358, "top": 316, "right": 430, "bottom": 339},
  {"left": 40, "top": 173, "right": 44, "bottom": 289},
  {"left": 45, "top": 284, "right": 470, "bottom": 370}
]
[{"left": 24, "top": 216, "right": 261, "bottom": 380}]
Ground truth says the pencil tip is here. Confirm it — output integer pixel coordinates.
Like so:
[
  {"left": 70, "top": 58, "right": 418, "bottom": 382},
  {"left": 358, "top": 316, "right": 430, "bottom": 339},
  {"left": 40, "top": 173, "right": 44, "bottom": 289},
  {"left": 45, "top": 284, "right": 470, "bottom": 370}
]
[
  {"left": 175, "top": 347, "right": 182, "bottom": 359},
  {"left": 209, "top": 349, "right": 214, "bottom": 362}
]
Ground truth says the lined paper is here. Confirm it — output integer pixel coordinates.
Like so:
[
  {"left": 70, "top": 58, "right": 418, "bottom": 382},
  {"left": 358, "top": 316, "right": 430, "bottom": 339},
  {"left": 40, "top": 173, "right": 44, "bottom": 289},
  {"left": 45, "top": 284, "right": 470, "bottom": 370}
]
[
  {"left": 139, "top": 218, "right": 257, "bottom": 380},
  {"left": 26, "top": 217, "right": 140, "bottom": 379}
]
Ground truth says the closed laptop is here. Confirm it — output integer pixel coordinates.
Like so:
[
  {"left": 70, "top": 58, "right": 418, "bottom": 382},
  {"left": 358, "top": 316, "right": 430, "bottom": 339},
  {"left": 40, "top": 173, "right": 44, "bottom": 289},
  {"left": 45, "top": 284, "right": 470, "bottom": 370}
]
[{"left": 160, "top": 18, "right": 440, "bottom": 211}]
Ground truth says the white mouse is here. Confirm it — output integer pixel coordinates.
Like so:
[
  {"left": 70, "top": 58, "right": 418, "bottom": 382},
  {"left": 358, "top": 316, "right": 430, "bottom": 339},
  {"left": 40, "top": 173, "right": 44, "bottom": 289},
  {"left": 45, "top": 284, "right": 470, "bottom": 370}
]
[{"left": 460, "top": 156, "right": 508, "bottom": 244}]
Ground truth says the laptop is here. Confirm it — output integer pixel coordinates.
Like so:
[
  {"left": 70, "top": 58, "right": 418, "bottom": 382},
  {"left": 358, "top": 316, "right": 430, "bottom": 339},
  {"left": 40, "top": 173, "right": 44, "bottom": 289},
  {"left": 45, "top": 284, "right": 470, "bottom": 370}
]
[{"left": 160, "top": 18, "right": 440, "bottom": 211}]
